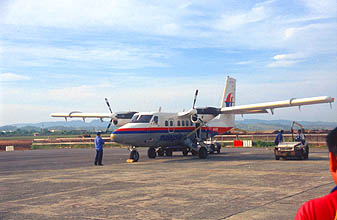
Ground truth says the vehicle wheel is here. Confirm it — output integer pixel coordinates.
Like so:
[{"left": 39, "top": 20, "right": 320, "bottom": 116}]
[
  {"left": 182, "top": 148, "right": 189, "bottom": 156},
  {"left": 130, "top": 150, "right": 139, "bottom": 162},
  {"left": 209, "top": 144, "right": 215, "bottom": 154},
  {"left": 157, "top": 148, "right": 164, "bottom": 157},
  {"left": 147, "top": 147, "right": 156, "bottom": 159},
  {"left": 165, "top": 149, "right": 173, "bottom": 157},
  {"left": 275, "top": 155, "right": 280, "bottom": 160},
  {"left": 199, "top": 147, "right": 208, "bottom": 159},
  {"left": 304, "top": 146, "right": 309, "bottom": 160},
  {"left": 303, "top": 153, "right": 309, "bottom": 160},
  {"left": 216, "top": 143, "right": 221, "bottom": 154}
]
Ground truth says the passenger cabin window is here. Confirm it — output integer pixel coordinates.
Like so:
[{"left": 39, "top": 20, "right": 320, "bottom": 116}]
[
  {"left": 170, "top": 121, "right": 173, "bottom": 126},
  {"left": 177, "top": 121, "right": 180, "bottom": 126},
  {"left": 186, "top": 120, "right": 189, "bottom": 126},
  {"left": 165, "top": 120, "right": 168, "bottom": 126},
  {"left": 131, "top": 114, "right": 153, "bottom": 123},
  {"left": 190, "top": 121, "right": 194, "bottom": 126},
  {"left": 182, "top": 120, "right": 185, "bottom": 126}
]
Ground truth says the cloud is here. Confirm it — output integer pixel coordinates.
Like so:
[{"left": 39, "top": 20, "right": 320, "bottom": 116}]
[
  {"left": 267, "top": 53, "right": 306, "bottom": 68},
  {"left": 214, "top": 4, "right": 270, "bottom": 31},
  {"left": 267, "top": 60, "right": 301, "bottom": 68},
  {"left": 235, "top": 60, "right": 254, "bottom": 65},
  {"left": 0, "top": 72, "right": 30, "bottom": 81},
  {"left": 1, "top": 0, "right": 186, "bottom": 37},
  {"left": 1, "top": 43, "right": 169, "bottom": 69}
]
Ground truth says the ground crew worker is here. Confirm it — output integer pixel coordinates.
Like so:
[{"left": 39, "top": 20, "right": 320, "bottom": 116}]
[
  {"left": 94, "top": 132, "right": 104, "bottom": 166},
  {"left": 274, "top": 130, "right": 284, "bottom": 145},
  {"left": 295, "top": 127, "right": 337, "bottom": 219},
  {"left": 296, "top": 129, "right": 306, "bottom": 145}
]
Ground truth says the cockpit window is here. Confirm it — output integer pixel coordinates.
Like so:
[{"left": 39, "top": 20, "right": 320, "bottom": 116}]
[
  {"left": 131, "top": 114, "right": 153, "bottom": 123},
  {"left": 153, "top": 116, "right": 159, "bottom": 124}
]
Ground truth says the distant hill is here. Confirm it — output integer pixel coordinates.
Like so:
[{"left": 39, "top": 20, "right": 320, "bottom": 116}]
[
  {"left": 235, "top": 119, "right": 336, "bottom": 131},
  {"left": 1, "top": 119, "right": 336, "bottom": 132},
  {"left": 0, "top": 119, "right": 110, "bottom": 131}
]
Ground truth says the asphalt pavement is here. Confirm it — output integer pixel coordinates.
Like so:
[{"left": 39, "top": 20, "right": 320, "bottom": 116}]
[{"left": 0, "top": 147, "right": 334, "bottom": 220}]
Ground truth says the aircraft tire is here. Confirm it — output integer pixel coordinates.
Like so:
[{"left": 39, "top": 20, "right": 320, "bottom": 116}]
[
  {"left": 147, "top": 147, "right": 156, "bottom": 159},
  {"left": 157, "top": 148, "right": 164, "bottom": 157},
  {"left": 182, "top": 148, "right": 189, "bottom": 156},
  {"left": 199, "top": 147, "right": 208, "bottom": 159},
  {"left": 130, "top": 150, "right": 139, "bottom": 162},
  {"left": 165, "top": 149, "right": 173, "bottom": 157}
]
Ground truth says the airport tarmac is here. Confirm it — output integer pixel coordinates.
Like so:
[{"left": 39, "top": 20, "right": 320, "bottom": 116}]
[{"left": 0, "top": 147, "right": 334, "bottom": 220}]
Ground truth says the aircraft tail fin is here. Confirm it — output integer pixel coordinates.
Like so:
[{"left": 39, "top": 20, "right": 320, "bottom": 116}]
[
  {"left": 206, "top": 76, "right": 236, "bottom": 135},
  {"left": 221, "top": 76, "right": 236, "bottom": 108}
]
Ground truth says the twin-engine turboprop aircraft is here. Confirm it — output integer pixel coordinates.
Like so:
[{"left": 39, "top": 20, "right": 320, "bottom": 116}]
[{"left": 51, "top": 76, "right": 334, "bottom": 161}]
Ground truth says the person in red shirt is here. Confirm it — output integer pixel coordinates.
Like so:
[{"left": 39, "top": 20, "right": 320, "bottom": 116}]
[{"left": 295, "top": 127, "right": 337, "bottom": 220}]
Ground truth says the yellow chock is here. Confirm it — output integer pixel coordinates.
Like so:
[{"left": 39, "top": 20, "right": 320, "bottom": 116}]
[{"left": 126, "top": 159, "right": 134, "bottom": 163}]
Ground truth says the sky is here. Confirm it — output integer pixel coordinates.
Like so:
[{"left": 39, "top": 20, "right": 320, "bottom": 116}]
[{"left": 0, "top": 0, "right": 336, "bottom": 126}]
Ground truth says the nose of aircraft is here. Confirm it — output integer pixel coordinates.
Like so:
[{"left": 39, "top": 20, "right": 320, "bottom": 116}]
[
  {"left": 110, "top": 133, "right": 115, "bottom": 141},
  {"left": 110, "top": 130, "right": 123, "bottom": 143}
]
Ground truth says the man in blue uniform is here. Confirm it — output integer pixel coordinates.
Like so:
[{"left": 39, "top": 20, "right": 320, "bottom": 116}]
[
  {"left": 275, "top": 130, "right": 284, "bottom": 145},
  {"left": 94, "top": 132, "right": 104, "bottom": 166}
]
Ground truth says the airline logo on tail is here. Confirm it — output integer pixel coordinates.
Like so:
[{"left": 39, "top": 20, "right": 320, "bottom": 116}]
[{"left": 225, "top": 93, "right": 234, "bottom": 107}]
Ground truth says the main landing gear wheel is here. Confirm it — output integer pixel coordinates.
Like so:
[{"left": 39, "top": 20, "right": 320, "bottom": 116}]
[
  {"left": 130, "top": 150, "right": 139, "bottom": 162},
  {"left": 165, "top": 149, "right": 173, "bottom": 157},
  {"left": 199, "top": 147, "right": 208, "bottom": 159},
  {"left": 182, "top": 148, "right": 189, "bottom": 156},
  {"left": 157, "top": 148, "right": 164, "bottom": 157},
  {"left": 147, "top": 147, "right": 156, "bottom": 159}
]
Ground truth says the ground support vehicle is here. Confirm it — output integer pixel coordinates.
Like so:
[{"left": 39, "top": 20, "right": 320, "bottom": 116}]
[
  {"left": 274, "top": 121, "right": 309, "bottom": 160},
  {"left": 274, "top": 142, "right": 309, "bottom": 160}
]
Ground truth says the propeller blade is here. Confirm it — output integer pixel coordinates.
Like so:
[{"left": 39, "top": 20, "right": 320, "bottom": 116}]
[
  {"left": 192, "top": 89, "right": 198, "bottom": 109},
  {"left": 106, "top": 118, "right": 113, "bottom": 133},
  {"left": 105, "top": 98, "right": 113, "bottom": 113}
]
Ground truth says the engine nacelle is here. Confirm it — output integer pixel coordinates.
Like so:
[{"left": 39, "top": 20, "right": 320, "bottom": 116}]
[
  {"left": 112, "top": 118, "right": 131, "bottom": 127},
  {"left": 191, "top": 114, "right": 202, "bottom": 124}
]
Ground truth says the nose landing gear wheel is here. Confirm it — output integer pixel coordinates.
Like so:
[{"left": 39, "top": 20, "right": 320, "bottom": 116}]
[{"left": 130, "top": 150, "right": 139, "bottom": 162}]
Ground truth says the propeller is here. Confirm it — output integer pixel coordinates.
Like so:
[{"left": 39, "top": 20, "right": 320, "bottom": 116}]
[
  {"left": 192, "top": 89, "right": 198, "bottom": 109},
  {"left": 105, "top": 98, "right": 113, "bottom": 113},
  {"left": 105, "top": 98, "right": 113, "bottom": 133}
]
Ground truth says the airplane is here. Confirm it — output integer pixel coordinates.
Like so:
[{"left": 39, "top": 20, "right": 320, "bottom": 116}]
[{"left": 51, "top": 76, "right": 334, "bottom": 162}]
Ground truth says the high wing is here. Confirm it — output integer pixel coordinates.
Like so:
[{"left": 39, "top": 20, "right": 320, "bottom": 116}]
[
  {"left": 50, "top": 112, "right": 113, "bottom": 121},
  {"left": 177, "top": 109, "right": 197, "bottom": 117},
  {"left": 221, "top": 96, "right": 334, "bottom": 115}
]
